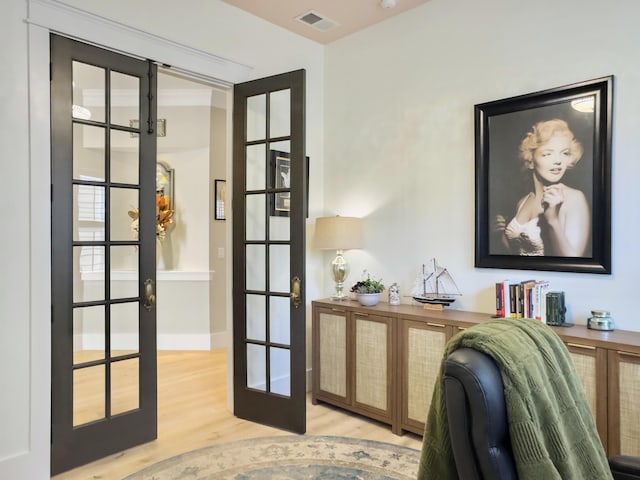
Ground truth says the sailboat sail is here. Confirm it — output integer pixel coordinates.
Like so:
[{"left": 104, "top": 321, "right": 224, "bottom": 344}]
[{"left": 411, "top": 258, "right": 461, "bottom": 306}]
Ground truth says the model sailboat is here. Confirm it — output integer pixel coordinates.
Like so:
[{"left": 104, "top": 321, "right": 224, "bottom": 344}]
[{"left": 411, "top": 258, "right": 462, "bottom": 307}]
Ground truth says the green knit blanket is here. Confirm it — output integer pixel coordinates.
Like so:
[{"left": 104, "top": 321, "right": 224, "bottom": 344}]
[{"left": 417, "top": 318, "right": 612, "bottom": 480}]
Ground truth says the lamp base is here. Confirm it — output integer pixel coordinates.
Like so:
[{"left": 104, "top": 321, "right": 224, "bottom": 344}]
[
  {"left": 330, "top": 250, "right": 349, "bottom": 301},
  {"left": 331, "top": 291, "right": 350, "bottom": 301}
]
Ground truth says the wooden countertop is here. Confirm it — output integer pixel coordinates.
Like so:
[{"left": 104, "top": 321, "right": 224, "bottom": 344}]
[{"left": 311, "top": 298, "right": 640, "bottom": 353}]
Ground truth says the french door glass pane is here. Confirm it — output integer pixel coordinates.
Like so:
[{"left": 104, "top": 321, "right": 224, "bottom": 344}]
[
  {"left": 110, "top": 246, "right": 138, "bottom": 299},
  {"left": 73, "top": 184, "right": 105, "bottom": 242},
  {"left": 110, "top": 71, "right": 139, "bottom": 127},
  {"left": 245, "top": 245, "right": 265, "bottom": 291},
  {"left": 73, "top": 124, "right": 105, "bottom": 181},
  {"left": 269, "top": 296, "right": 290, "bottom": 345},
  {"left": 73, "top": 305, "right": 105, "bottom": 364},
  {"left": 73, "top": 245, "right": 105, "bottom": 303},
  {"left": 269, "top": 89, "right": 290, "bottom": 138},
  {"left": 111, "top": 358, "right": 139, "bottom": 415},
  {"left": 110, "top": 129, "right": 139, "bottom": 185},
  {"left": 247, "top": 344, "right": 266, "bottom": 391},
  {"left": 269, "top": 140, "right": 290, "bottom": 156},
  {"left": 270, "top": 347, "right": 291, "bottom": 397},
  {"left": 110, "top": 302, "right": 140, "bottom": 356},
  {"left": 110, "top": 187, "right": 138, "bottom": 241},
  {"left": 246, "top": 194, "right": 266, "bottom": 241},
  {"left": 246, "top": 144, "right": 266, "bottom": 190},
  {"left": 270, "top": 140, "right": 291, "bottom": 222},
  {"left": 246, "top": 94, "right": 266, "bottom": 142},
  {"left": 246, "top": 294, "right": 266, "bottom": 342},
  {"left": 73, "top": 365, "right": 105, "bottom": 427},
  {"left": 72, "top": 61, "right": 105, "bottom": 123},
  {"left": 269, "top": 245, "right": 290, "bottom": 293},
  {"left": 270, "top": 208, "right": 290, "bottom": 241}
]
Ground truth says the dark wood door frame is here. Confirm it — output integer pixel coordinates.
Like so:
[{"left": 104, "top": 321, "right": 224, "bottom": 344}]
[
  {"left": 232, "top": 69, "right": 307, "bottom": 433},
  {"left": 50, "top": 33, "right": 158, "bottom": 474}
]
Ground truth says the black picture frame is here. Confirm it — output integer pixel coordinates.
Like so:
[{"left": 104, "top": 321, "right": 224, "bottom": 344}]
[
  {"left": 214, "top": 179, "right": 226, "bottom": 221},
  {"left": 474, "top": 76, "right": 612, "bottom": 274},
  {"left": 270, "top": 150, "right": 309, "bottom": 218}
]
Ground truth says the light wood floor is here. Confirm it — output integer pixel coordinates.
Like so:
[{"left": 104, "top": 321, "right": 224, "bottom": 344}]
[{"left": 53, "top": 349, "right": 422, "bottom": 480}]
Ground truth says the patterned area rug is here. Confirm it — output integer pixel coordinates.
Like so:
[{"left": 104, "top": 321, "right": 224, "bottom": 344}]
[{"left": 122, "top": 435, "right": 420, "bottom": 479}]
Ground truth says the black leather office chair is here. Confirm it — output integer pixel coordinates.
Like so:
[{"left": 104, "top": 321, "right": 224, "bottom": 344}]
[{"left": 443, "top": 347, "right": 640, "bottom": 480}]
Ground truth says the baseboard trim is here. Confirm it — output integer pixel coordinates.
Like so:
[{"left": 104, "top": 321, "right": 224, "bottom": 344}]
[{"left": 210, "top": 331, "right": 229, "bottom": 350}]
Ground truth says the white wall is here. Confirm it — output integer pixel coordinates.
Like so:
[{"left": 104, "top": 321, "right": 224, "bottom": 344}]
[
  {"left": 155, "top": 100, "right": 212, "bottom": 271},
  {"left": 323, "top": 0, "right": 640, "bottom": 331},
  {"left": 210, "top": 104, "right": 228, "bottom": 336},
  {"left": 159, "top": 147, "right": 210, "bottom": 270},
  {"left": 0, "top": 0, "right": 36, "bottom": 468}
]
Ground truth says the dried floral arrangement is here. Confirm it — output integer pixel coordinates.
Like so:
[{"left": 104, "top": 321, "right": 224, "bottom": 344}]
[{"left": 128, "top": 190, "right": 174, "bottom": 240}]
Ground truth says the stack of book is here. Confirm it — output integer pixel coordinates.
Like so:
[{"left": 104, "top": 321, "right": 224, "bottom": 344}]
[{"left": 495, "top": 279, "right": 551, "bottom": 323}]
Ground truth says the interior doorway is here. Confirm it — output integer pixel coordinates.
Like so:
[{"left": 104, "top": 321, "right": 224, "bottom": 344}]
[
  {"left": 62, "top": 65, "right": 230, "bottom": 362},
  {"left": 52, "top": 60, "right": 231, "bottom": 475},
  {"left": 154, "top": 69, "right": 229, "bottom": 353},
  {"left": 152, "top": 68, "right": 232, "bottom": 451}
]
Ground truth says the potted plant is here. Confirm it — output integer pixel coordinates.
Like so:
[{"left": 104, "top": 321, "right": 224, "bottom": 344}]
[{"left": 351, "top": 273, "right": 385, "bottom": 306}]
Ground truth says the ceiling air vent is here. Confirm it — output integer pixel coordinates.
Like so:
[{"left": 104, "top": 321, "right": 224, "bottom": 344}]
[{"left": 295, "top": 10, "right": 339, "bottom": 32}]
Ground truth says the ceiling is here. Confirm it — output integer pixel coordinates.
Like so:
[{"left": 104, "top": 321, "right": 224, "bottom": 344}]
[{"left": 221, "top": 0, "right": 432, "bottom": 44}]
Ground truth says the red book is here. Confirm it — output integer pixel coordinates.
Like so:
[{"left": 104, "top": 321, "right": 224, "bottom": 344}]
[{"left": 495, "top": 282, "right": 504, "bottom": 317}]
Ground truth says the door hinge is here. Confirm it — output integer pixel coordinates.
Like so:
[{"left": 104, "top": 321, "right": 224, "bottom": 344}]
[{"left": 146, "top": 60, "right": 154, "bottom": 134}]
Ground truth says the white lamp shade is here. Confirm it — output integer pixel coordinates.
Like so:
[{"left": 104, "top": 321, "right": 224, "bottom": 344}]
[{"left": 314, "top": 216, "right": 363, "bottom": 250}]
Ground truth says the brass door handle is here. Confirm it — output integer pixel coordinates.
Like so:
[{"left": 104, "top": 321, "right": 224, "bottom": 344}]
[
  {"left": 143, "top": 278, "right": 156, "bottom": 311},
  {"left": 290, "top": 276, "right": 301, "bottom": 309}
]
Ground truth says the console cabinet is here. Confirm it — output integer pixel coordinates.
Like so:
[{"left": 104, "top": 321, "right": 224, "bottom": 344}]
[
  {"left": 312, "top": 304, "right": 394, "bottom": 429},
  {"left": 311, "top": 298, "right": 640, "bottom": 456}
]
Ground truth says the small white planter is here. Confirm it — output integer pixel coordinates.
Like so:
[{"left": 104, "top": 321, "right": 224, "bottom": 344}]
[{"left": 356, "top": 293, "right": 381, "bottom": 306}]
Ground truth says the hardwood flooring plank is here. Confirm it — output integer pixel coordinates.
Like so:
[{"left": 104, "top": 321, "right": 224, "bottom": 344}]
[{"left": 52, "top": 350, "right": 422, "bottom": 480}]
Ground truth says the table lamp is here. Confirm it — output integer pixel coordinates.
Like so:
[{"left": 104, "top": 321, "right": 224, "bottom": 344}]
[{"left": 314, "top": 216, "right": 363, "bottom": 300}]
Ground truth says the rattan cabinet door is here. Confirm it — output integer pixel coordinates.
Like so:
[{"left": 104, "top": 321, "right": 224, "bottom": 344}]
[
  {"left": 608, "top": 350, "right": 640, "bottom": 456},
  {"left": 400, "top": 319, "right": 451, "bottom": 435},
  {"left": 565, "top": 342, "right": 608, "bottom": 452},
  {"left": 353, "top": 312, "right": 393, "bottom": 422},
  {"left": 312, "top": 306, "right": 349, "bottom": 406}
]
